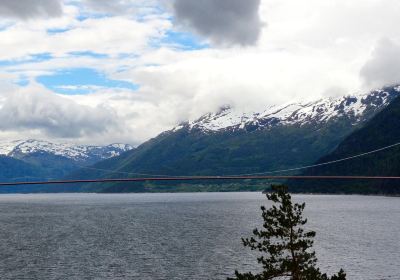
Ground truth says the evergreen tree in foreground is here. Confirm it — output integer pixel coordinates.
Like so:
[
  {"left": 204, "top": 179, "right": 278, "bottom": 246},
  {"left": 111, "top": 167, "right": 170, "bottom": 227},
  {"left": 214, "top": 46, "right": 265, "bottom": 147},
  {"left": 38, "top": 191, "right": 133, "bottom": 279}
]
[{"left": 229, "top": 185, "right": 346, "bottom": 280}]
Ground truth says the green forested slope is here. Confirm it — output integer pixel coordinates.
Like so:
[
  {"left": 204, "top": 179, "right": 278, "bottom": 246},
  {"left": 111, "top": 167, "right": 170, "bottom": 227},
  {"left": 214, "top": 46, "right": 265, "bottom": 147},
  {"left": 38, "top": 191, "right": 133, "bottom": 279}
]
[
  {"left": 0, "top": 156, "right": 49, "bottom": 193},
  {"left": 289, "top": 95, "right": 400, "bottom": 194},
  {"left": 69, "top": 117, "right": 369, "bottom": 192}
]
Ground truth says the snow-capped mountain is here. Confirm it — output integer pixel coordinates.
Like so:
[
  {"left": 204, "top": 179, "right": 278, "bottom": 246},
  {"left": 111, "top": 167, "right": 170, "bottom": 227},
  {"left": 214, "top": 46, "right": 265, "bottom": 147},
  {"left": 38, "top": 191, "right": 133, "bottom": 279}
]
[
  {"left": 179, "top": 86, "right": 400, "bottom": 133},
  {"left": 0, "top": 139, "right": 133, "bottom": 162},
  {"left": 0, "top": 140, "right": 134, "bottom": 188}
]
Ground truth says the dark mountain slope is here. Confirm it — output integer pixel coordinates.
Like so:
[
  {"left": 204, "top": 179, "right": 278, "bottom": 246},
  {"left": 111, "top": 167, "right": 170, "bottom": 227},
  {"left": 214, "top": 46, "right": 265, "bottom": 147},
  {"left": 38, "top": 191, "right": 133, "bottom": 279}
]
[
  {"left": 71, "top": 122, "right": 353, "bottom": 192},
  {"left": 0, "top": 156, "right": 50, "bottom": 193},
  {"left": 0, "top": 156, "right": 44, "bottom": 180},
  {"left": 289, "top": 94, "right": 400, "bottom": 194},
  {"left": 0, "top": 140, "right": 133, "bottom": 193}
]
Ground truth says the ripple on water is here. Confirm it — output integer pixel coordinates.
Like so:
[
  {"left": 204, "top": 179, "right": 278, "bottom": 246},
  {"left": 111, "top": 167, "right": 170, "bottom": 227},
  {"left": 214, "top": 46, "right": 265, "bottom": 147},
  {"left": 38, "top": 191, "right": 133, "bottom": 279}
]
[{"left": 0, "top": 193, "right": 399, "bottom": 279}]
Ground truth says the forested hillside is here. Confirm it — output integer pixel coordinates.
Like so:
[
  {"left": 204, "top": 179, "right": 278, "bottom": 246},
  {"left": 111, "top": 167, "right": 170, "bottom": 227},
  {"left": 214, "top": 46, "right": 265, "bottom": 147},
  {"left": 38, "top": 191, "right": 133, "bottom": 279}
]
[{"left": 289, "top": 94, "right": 400, "bottom": 194}]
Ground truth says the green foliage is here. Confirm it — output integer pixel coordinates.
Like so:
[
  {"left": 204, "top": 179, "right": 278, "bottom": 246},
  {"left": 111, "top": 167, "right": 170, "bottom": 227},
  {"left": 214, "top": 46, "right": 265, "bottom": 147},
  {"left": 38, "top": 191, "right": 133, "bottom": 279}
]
[
  {"left": 290, "top": 94, "right": 400, "bottom": 194},
  {"left": 99, "top": 181, "right": 269, "bottom": 193},
  {"left": 230, "top": 186, "right": 346, "bottom": 280},
  {"left": 71, "top": 115, "right": 368, "bottom": 192},
  {"left": 0, "top": 155, "right": 44, "bottom": 181},
  {"left": 15, "top": 152, "right": 83, "bottom": 178},
  {"left": 0, "top": 152, "right": 98, "bottom": 193},
  {"left": 0, "top": 155, "right": 52, "bottom": 193}
]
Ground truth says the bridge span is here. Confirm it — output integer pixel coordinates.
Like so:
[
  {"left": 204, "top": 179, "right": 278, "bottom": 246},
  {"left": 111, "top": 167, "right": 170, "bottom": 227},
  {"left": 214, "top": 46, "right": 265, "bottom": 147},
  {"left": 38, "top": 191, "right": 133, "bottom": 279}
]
[{"left": 1, "top": 175, "right": 400, "bottom": 187}]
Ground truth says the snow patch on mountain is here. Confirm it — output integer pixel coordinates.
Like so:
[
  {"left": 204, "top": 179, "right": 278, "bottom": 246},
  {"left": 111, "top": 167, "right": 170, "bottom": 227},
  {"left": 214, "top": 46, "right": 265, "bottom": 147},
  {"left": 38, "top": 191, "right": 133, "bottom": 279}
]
[
  {"left": 179, "top": 86, "right": 400, "bottom": 132},
  {"left": 0, "top": 140, "right": 23, "bottom": 156},
  {"left": 0, "top": 139, "right": 133, "bottom": 161}
]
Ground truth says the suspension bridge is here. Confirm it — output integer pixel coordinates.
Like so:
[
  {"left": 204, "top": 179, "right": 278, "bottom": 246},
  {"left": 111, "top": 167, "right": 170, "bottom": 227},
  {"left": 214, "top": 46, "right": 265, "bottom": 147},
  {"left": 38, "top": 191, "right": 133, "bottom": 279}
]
[
  {"left": 1, "top": 175, "right": 400, "bottom": 187},
  {"left": 2, "top": 140, "right": 400, "bottom": 187}
]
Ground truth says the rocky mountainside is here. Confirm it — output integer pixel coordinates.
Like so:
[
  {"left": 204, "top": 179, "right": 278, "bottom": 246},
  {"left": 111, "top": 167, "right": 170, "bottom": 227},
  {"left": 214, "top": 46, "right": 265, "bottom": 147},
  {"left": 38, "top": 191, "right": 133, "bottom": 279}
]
[{"left": 68, "top": 85, "right": 400, "bottom": 193}]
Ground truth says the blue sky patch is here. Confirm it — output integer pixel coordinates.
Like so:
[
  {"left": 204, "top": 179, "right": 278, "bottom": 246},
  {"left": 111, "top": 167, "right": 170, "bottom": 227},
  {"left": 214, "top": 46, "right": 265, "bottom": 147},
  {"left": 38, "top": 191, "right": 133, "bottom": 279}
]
[
  {"left": 47, "top": 27, "right": 70, "bottom": 35},
  {"left": 16, "top": 75, "right": 30, "bottom": 87},
  {"left": 68, "top": 51, "right": 109, "bottom": 59},
  {"left": 30, "top": 53, "right": 53, "bottom": 61},
  {"left": 36, "top": 67, "right": 139, "bottom": 95},
  {"left": 76, "top": 13, "right": 109, "bottom": 22},
  {"left": 154, "top": 30, "right": 209, "bottom": 51},
  {"left": 0, "top": 53, "right": 53, "bottom": 67},
  {"left": 0, "top": 22, "right": 13, "bottom": 32}
]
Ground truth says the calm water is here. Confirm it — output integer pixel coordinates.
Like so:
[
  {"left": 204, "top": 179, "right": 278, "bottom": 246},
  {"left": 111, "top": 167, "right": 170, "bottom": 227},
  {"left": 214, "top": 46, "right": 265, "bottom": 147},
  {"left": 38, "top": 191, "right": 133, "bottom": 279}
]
[{"left": 0, "top": 193, "right": 399, "bottom": 280}]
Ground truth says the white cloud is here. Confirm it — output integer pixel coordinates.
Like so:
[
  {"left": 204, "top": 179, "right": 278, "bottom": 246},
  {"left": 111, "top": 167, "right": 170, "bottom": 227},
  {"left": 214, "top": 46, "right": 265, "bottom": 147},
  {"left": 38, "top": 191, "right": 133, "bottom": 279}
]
[
  {"left": 360, "top": 38, "right": 400, "bottom": 89},
  {"left": 0, "top": 83, "right": 122, "bottom": 140},
  {"left": 82, "top": 0, "right": 161, "bottom": 16},
  {"left": 0, "top": 0, "right": 63, "bottom": 19},
  {"left": 115, "top": 47, "right": 360, "bottom": 124},
  {"left": 1, "top": 0, "right": 400, "bottom": 145},
  {"left": 173, "top": 0, "right": 262, "bottom": 46},
  {"left": 0, "top": 16, "right": 170, "bottom": 60}
]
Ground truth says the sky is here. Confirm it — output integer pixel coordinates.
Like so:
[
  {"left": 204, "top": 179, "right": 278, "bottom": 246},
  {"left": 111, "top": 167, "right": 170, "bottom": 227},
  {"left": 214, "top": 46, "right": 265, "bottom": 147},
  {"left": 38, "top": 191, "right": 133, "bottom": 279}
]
[{"left": 0, "top": 0, "right": 400, "bottom": 145}]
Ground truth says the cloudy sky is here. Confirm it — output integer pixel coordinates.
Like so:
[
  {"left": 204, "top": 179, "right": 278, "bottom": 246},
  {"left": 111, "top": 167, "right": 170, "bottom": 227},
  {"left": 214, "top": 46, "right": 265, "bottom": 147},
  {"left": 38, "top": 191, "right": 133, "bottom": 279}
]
[{"left": 0, "top": 0, "right": 399, "bottom": 145}]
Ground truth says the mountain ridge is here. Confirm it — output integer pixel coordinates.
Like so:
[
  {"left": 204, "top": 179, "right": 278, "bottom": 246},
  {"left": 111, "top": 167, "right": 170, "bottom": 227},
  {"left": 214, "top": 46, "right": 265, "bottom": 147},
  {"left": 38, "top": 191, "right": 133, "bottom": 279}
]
[
  {"left": 0, "top": 139, "right": 133, "bottom": 191},
  {"left": 67, "top": 85, "right": 400, "bottom": 193},
  {"left": 178, "top": 86, "right": 400, "bottom": 133},
  {"left": 0, "top": 139, "right": 133, "bottom": 162}
]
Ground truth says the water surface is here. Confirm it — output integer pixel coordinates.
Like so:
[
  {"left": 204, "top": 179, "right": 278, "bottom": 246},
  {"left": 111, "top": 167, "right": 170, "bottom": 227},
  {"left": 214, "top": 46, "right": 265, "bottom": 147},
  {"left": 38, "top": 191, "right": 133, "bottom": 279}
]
[{"left": 0, "top": 193, "right": 399, "bottom": 279}]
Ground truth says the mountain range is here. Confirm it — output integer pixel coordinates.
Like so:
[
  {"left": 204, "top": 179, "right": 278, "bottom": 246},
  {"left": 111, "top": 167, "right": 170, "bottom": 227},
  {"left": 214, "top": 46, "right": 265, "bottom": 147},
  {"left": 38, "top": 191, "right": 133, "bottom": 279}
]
[
  {"left": 66, "top": 85, "right": 400, "bottom": 193},
  {"left": 3, "top": 85, "right": 400, "bottom": 193},
  {"left": 0, "top": 140, "right": 133, "bottom": 187},
  {"left": 0, "top": 140, "right": 132, "bottom": 161},
  {"left": 181, "top": 87, "right": 399, "bottom": 133}
]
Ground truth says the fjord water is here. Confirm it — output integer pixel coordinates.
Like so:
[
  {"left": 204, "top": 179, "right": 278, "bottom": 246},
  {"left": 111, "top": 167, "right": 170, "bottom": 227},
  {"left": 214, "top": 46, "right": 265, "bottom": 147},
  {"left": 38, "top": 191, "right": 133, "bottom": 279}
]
[{"left": 0, "top": 193, "right": 399, "bottom": 279}]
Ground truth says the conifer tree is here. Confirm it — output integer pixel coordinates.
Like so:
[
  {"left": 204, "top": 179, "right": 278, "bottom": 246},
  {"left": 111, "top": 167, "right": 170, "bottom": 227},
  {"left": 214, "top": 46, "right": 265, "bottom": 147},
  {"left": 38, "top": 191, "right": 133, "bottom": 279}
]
[{"left": 229, "top": 185, "right": 346, "bottom": 280}]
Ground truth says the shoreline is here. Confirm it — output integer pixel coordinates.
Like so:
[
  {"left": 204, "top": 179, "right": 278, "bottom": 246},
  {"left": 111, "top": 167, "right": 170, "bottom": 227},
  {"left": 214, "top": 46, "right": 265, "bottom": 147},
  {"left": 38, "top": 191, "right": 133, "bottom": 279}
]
[{"left": 0, "top": 191, "right": 399, "bottom": 198}]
